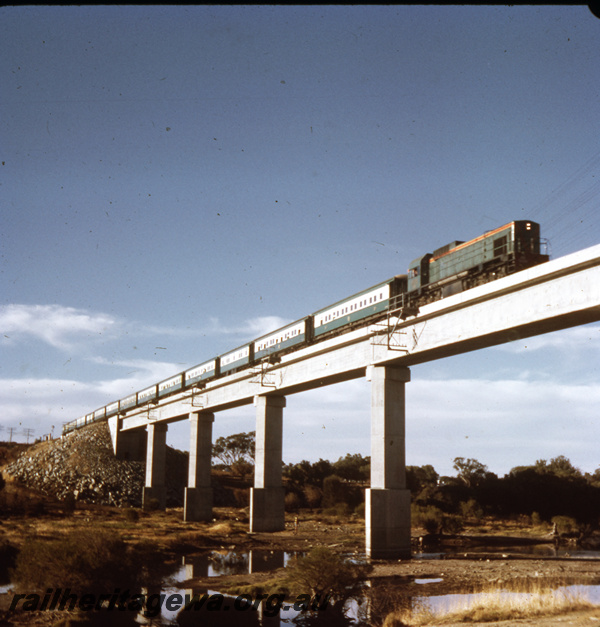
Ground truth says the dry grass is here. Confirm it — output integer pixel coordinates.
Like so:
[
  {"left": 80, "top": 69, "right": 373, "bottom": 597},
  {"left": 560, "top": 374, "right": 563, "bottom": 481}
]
[
  {"left": 208, "top": 521, "right": 236, "bottom": 535},
  {"left": 384, "top": 580, "right": 597, "bottom": 626}
]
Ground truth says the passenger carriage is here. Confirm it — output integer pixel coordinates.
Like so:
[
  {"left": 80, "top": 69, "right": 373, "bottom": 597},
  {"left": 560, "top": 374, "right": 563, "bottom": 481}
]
[
  {"left": 184, "top": 359, "right": 217, "bottom": 387},
  {"left": 219, "top": 344, "right": 253, "bottom": 375},
  {"left": 253, "top": 317, "right": 310, "bottom": 361},
  {"left": 312, "top": 276, "right": 407, "bottom": 337}
]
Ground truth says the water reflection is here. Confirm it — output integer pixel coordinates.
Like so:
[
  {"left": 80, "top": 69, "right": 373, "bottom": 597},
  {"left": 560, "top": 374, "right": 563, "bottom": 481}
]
[
  {"left": 210, "top": 550, "right": 250, "bottom": 576},
  {"left": 5, "top": 542, "right": 600, "bottom": 627},
  {"left": 171, "top": 550, "right": 303, "bottom": 580}
]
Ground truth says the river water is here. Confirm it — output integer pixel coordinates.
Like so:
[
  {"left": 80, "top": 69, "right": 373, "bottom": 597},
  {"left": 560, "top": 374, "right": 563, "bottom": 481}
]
[{"left": 3, "top": 547, "right": 600, "bottom": 625}]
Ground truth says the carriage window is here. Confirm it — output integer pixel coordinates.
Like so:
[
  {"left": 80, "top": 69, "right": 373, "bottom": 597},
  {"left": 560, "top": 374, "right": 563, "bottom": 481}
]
[{"left": 494, "top": 235, "right": 508, "bottom": 257}]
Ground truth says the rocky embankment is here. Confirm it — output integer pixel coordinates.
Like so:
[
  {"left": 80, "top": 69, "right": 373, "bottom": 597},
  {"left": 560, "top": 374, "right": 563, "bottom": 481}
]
[{"left": 4, "top": 422, "right": 188, "bottom": 507}]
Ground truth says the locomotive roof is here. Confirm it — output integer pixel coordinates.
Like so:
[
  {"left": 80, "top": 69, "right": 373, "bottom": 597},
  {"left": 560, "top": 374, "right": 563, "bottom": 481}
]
[{"left": 429, "top": 220, "right": 534, "bottom": 262}]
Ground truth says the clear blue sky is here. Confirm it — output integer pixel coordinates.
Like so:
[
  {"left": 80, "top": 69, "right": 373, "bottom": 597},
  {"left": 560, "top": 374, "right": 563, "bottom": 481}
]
[{"left": 1, "top": 6, "right": 599, "bottom": 477}]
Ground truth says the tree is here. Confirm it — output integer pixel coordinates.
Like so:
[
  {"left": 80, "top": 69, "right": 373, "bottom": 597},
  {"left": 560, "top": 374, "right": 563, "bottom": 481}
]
[
  {"left": 535, "top": 455, "right": 582, "bottom": 479},
  {"left": 283, "top": 458, "right": 333, "bottom": 488},
  {"left": 406, "top": 464, "right": 439, "bottom": 494},
  {"left": 322, "top": 475, "right": 345, "bottom": 509},
  {"left": 452, "top": 457, "right": 488, "bottom": 488},
  {"left": 212, "top": 431, "right": 255, "bottom": 470},
  {"left": 332, "top": 453, "right": 370, "bottom": 482},
  {"left": 587, "top": 467, "right": 600, "bottom": 488}
]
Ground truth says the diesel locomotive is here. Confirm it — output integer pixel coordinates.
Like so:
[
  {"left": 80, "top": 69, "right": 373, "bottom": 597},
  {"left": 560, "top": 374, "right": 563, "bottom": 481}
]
[{"left": 63, "top": 220, "right": 548, "bottom": 434}]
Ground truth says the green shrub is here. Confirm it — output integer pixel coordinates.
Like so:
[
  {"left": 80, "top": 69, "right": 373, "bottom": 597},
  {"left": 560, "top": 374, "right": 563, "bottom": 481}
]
[
  {"left": 460, "top": 498, "right": 483, "bottom": 521},
  {"left": 303, "top": 485, "right": 322, "bottom": 509},
  {"left": 285, "top": 491, "right": 302, "bottom": 512},
  {"left": 412, "top": 504, "right": 444, "bottom": 534},
  {"left": 285, "top": 547, "right": 372, "bottom": 604},
  {"left": 322, "top": 502, "right": 351, "bottom": 519},
  {"left": 442, "top": 513, "right": 464, "bottom": 534},
  {"left": 231, "top": 459, "right": 254, "bottom": 480}
]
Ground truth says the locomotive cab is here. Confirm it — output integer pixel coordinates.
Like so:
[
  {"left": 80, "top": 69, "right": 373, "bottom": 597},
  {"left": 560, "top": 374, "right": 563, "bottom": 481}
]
[
  {"left": 407, "top": 253, "right": 432, "bottom": 293},
  {"left": 513, "top": 220, "right": 549, "bottom": 267}
]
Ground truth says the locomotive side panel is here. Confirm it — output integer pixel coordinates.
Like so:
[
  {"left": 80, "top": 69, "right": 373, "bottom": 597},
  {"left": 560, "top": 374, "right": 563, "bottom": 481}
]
[{"left": 429, "top": 223, "right": 515, "bottom": 286}]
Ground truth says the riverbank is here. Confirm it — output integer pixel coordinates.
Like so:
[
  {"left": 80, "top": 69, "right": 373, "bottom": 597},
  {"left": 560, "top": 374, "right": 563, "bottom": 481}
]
[{"left": 1, "top": 504, "right": 599, "bottom": 625}]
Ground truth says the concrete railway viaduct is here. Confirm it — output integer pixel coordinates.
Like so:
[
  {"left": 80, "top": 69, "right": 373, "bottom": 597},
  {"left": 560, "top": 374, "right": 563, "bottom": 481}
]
[{"left": 106, "top": 243, "right": 600, "bottom": 559}]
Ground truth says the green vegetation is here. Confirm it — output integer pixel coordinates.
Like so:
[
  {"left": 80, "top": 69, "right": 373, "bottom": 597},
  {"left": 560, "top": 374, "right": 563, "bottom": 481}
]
[
  {"left": 228, "top": 547, "right": 372, "bottom": 622},
  {"left": 281, "top": 447, "right": 600, "bottom": 533},
  {"left": 212, "top": 431, "right": 255, "bottom": 478},
  {"left": 408, "top": 455, "right": 600, "bottom": 533},
  {"left": 283, "top": 453, "right": 370, "bottom": 513},
  {"left": 285, "top": 546, "right": 371, "bottom": 602}
]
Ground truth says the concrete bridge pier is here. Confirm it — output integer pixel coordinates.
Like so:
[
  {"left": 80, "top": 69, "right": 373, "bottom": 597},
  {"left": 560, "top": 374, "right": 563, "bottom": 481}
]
[
  {"left": 250, "top": 395, "right": 286, "bottom": 532},
  {"left": 142, "top": 423, "right": 168, "bottom": 510},
  {"left": 365, "top": 366, "right": 412, "bottom": 559},
  {"left": 184, "top": 412, "right": 214, "bottom": 521}
]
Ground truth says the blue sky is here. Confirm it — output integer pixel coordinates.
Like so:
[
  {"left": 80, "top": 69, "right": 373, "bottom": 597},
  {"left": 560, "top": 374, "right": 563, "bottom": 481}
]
[{"left": 1, "top": 6, "right": 599, "bottom": 477}]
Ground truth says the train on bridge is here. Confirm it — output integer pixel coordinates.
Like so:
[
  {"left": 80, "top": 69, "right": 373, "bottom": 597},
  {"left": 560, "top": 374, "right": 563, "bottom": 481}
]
[{"left": 63, "top": 220, "right": 548, "bottom": 434}]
